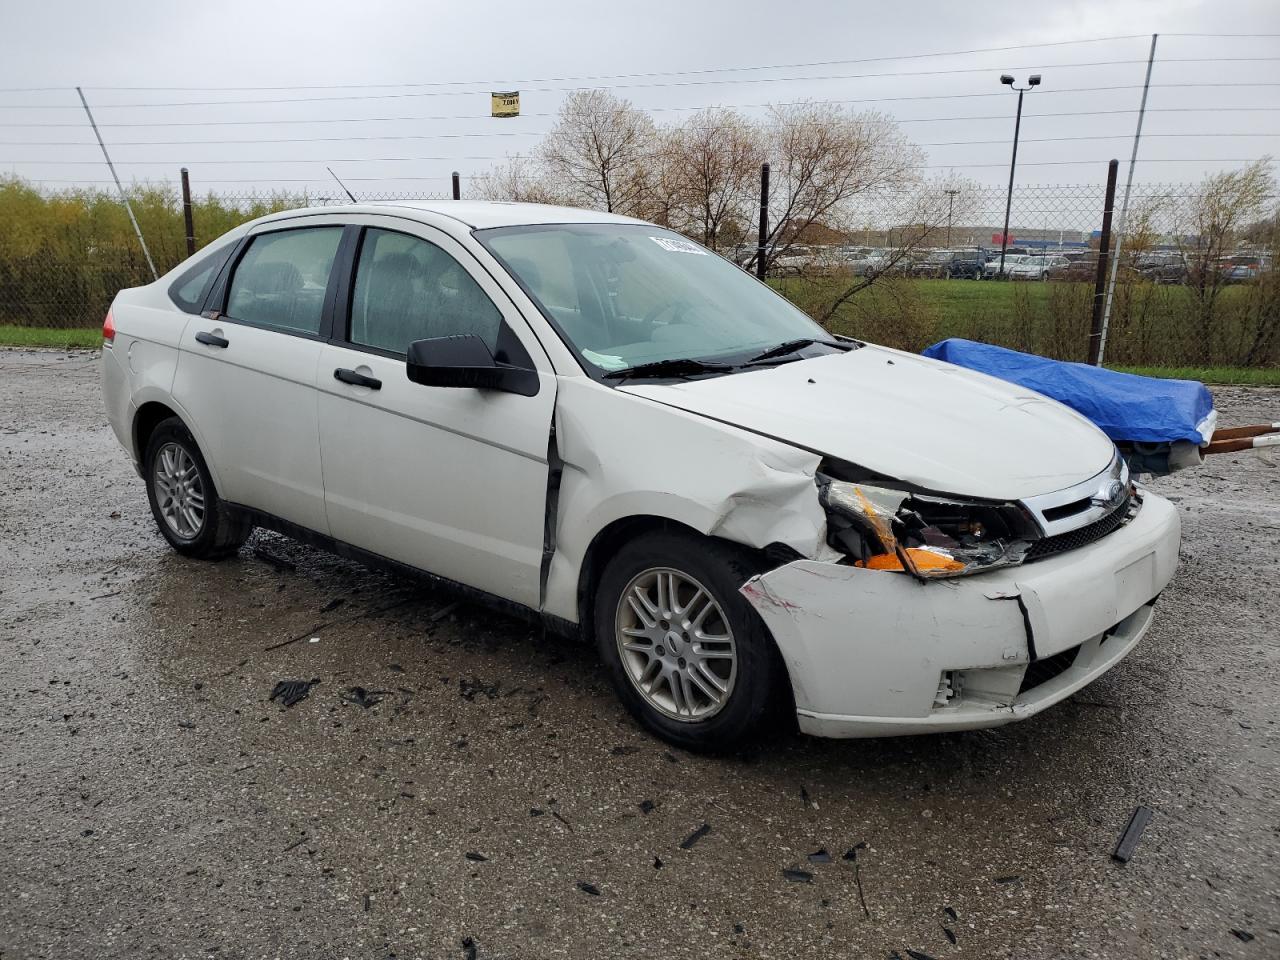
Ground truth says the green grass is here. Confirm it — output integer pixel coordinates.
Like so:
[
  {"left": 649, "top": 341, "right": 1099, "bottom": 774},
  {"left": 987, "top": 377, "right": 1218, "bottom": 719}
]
[
  {"left": 1110, "top": 365, "right": 1280, "bottom": 387},
  {"left": 0, "top": 325, "right": 103, "bottom": 350}
]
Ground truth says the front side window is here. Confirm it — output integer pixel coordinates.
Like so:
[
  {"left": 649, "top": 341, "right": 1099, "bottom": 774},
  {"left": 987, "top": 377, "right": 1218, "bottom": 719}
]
[
  {"left": 349, "top": 228, "right": 503, "bottom": 355},
  {"left": 225, "top": 227, "right": 343, "bottom": 335},
  {"left": 477, "top": 224, "right": 830, "bottom": 373}
]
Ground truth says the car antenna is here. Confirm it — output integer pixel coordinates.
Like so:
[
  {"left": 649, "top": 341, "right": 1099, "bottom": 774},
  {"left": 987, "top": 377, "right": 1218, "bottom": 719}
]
[{"left": 326, "top": 166, "right": 356, "bottom": 203}]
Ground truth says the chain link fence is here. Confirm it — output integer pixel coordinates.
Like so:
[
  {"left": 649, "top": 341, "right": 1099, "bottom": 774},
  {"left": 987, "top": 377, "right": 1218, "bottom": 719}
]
[{"left": 1, "top": 178, "right": 1276, "bottom": 368}]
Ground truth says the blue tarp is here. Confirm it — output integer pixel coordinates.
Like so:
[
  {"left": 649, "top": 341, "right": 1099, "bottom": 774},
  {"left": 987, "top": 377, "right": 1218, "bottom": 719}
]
[{"left": 921, "top": 338, "right": 1215, "bottom": 445}]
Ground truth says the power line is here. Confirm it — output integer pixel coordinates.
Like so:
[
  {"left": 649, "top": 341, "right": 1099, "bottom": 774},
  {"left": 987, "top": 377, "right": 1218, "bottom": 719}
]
[
  {"left": 3, "top": 85, "right": 1279, "bottom": 131},
  {"left": 0, "top": 35, "right": 1159, "bottom": 94},
  {"left": 6, "top": 107, "right": 1280, "bottom": 146},
  {"left": 3, "top": 60, "right": 1279, "bottom": 109},
  {"left": 5, "top": 129, "right": 1277, "bottom": 152},
  {"left": 12, "top": 157, "right": 1272, "bottom": 185}
]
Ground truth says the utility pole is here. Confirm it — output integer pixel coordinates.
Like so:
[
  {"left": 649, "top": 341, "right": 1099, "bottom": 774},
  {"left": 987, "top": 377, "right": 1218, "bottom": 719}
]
[
  {"left": 997, "top": 73, "right": 1041, "bottom": 279},
  {"left": 944, "top": 188, "right": 960, "bottom": 247},
  {"left": 755, "top": 162, "right": 770, "bottom": 280},
  {"left": 77, "top": 87, "right": 157, "bottom": 280},
  {"left": 1098, "top": 33, "right": 1158, "bottom": 366},
  {"left": 180, "top": 168, "right": 195, "bottom": 258}
]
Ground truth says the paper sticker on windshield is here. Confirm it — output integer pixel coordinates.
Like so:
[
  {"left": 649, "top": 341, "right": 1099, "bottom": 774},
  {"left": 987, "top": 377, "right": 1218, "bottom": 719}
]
[
  {"left": 583, "top": 349, "right": 628, "bottom": 371},
  {"left": 649, "top": 236, "right": 707, "bottom": 255}
]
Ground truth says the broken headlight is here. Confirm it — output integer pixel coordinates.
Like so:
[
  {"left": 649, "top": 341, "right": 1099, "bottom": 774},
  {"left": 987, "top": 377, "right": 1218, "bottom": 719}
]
[{"left": 817, "top": 476, "right": 1040, "bottom": 578}]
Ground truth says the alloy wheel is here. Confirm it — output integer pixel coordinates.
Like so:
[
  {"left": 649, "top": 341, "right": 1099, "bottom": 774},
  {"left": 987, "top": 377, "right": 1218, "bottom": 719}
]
[
  {"left": 614, "top": 567, "right": 738, "bottom": 722},
  {"left": 152, "top": 442, "right": 205, "bottom": 539}
]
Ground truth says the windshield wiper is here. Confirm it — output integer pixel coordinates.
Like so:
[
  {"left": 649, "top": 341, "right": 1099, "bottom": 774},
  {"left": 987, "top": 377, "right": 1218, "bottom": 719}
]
[
  {"left": 745, "top": 337, "right": 844, "bottom": 364},
  {"left": 602, "top": 356, "right": 735, "bottom": 381}
]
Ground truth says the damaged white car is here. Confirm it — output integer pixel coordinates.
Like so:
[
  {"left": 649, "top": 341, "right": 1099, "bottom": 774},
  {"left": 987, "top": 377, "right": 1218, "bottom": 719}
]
[{"left": 101, "top": 202, "right": 1180, "bottom": 749}]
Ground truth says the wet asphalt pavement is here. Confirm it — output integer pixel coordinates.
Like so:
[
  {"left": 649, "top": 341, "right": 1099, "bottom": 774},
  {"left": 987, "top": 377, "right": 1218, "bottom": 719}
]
[{"left": 1, "top": 349, "right": 1278, "bottom": 960}]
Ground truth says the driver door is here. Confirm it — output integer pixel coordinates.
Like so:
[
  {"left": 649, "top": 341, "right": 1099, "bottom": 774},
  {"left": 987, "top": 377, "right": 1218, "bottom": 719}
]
[{"left": 316, "top": 219, "right": 556, "bottom": 608}]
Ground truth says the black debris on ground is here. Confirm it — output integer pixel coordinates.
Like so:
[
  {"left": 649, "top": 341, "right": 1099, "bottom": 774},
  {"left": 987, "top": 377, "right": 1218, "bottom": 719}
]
[
  {"left": 430, "top": 600, "right": 461, "bottom": 623},
  {"left": 943, "top": 927, "right": 957, "bottom": 945},
  {"left": 576, "top": 881, "right": 600, "bottom": 896},
  {"left": 252, "top": 546, "right": 296, "bottom": 572},
  {"left": 461, "top": 936, "right": 477, "bottom": 960},
  {"left": 464, "top": 851, "right": 488, "bottom": 863},
  {"left": 459, "top": 677, "right": 500, "bottom": 702},
  {"left": 268, "top": 679, "right": 319, "bottom": 708},
  {"left": 679, "top": 823, "right": 711, "bottom": 850},
  {"left": 800, "top": 785, "right": 815, "bottom": 809},
  {"left": 782, "top": 868, "right": 813, "bottom": 883},
  {"left": 281, "top": 835, "right": 308, "bottom": 853},
  {"left": 638, "top": 799, "right": 655, "bottom": 814},
  {"left": 320, "top": 597, "right": 345, "bottom": 613},
  {"left": 1230, "top": 929, "right": 1255, "bottom": 942},
  {"left": 653, "top": 857, "right": 664, "bottom": 869},
  {"left": 610, "top": 745, "right": 638, "bottom": 756},
  {"left": 843, "top": 842, "right": 867, "bottom": 861},
  {"left": 733, "top": 923, "right": 745, "bottom": 934},
  {"left": 995, "top": 875, "right": 1021, "bottom": 885},
  {"left": 807, "top": 848, "right": 832, "bottom": 864},
  {"left": 1113, "top": 805, "right": 1154, "bottom": 864},
  {"left": 943, "top": 906, "right": 958, "bottom": 922},
  {"left": 906, "top": 950, "right": 938, "bottom": 960},
  {"left": 528, "top": 808, "right": 545, "bottom": 817},
  {"left": 343, "top": 686, "right": 389, "bottom": 709}
]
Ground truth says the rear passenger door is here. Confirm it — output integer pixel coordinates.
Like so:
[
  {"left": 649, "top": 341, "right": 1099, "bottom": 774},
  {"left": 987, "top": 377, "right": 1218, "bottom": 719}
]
[
  {"left": 316, "top": 220, "right": 556, "bottom": 608},
  {"left": 173, "top": 221, "right": 349, "bottom": 535}
]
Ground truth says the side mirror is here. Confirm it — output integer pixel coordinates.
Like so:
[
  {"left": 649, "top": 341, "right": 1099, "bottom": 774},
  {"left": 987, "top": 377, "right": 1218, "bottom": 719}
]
[{"left": 405, "top": 334, "right": 539, "bottom": 396}]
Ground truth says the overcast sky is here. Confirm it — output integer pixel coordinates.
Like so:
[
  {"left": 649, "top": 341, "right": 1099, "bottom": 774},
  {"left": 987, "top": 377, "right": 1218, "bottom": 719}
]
[{"left": 1, "top": 0, "right": 1277, "bottom": 200}]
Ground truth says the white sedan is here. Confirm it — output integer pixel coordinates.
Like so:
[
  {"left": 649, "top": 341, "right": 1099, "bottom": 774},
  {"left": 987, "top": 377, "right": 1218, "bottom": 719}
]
[{"left": 101, "top": 202, "right": 1180, "bottom": 749}]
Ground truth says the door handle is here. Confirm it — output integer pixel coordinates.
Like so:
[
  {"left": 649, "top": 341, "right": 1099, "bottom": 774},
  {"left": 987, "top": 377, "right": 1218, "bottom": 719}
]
[
  {"left": 195, "top": 331, "right": 229, "bottom": 348},
  {"left": 334, "top": 368, "right": 382, "bottom": 390}
]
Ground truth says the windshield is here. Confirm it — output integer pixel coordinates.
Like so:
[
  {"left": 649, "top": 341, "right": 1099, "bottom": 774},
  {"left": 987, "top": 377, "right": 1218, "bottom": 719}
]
[{"left": 477, "top": 223, "right": 833, "bottom": 374}]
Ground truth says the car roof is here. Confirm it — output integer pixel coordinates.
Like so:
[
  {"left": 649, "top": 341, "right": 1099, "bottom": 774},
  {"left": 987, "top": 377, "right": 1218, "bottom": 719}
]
[{"left": 254, "top": 199, "right": 649, "bottom": 231}]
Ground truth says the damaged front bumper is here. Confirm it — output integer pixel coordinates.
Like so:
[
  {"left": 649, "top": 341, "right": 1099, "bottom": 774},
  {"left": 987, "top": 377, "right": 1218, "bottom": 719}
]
[{"left": 741, "top": 490, "right": 1180, "bottom": 738}]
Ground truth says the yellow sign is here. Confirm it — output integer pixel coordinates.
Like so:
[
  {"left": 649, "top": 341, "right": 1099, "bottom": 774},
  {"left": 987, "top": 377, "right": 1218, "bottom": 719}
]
[{"left": 491, "top": 91, "right": 520, "bottom": 118}]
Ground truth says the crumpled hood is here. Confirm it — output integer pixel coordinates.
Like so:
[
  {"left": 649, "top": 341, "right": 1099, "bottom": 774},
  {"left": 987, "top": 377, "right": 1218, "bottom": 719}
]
[{"left": 620, "top": 345, "right": 1116, "bottom": 501}]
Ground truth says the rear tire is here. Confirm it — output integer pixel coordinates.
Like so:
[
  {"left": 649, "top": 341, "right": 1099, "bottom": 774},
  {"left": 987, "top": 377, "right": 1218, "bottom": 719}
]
[
  {"left": 594, "top": 529, "right": 784, "bottom": 751},
  {"left": 143, "top": 417, "right": 251, "bottom": 560}
]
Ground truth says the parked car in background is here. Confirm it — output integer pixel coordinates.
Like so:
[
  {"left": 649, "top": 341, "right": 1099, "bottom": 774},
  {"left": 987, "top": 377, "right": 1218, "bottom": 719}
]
[
  {"left": 1135, "top": 253, "right": 1187, "bottom": 284},
  {"left": 1046, "top": 253, "right": 1099, "bottom": 282},
  {"left": 99, "top": 200, "right": 1180, "bottom": 749},
  {"left": 944, "top": 249, "right": 987, "bottom": 279},
  {"left": 910, "top": 250, "right": 953, "bottom": 278},
  {"left": 1221, "top": 255, "right": 1269, "bottom": 284},
  {"left": 1010, "top": 255, "right": 1070, "bottom": 281},
  {"left": 983, "top": 254, "right": 1033, "bottom": 279}
]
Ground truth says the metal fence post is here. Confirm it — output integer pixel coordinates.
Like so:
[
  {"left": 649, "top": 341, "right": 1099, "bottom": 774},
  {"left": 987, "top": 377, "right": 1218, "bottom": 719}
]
[
  {"left": 1088, "top": 160, "right": 1120, "bottom": 365},
  {"left": 452, "top": 171, "right": 461, "bottom": 200},
  {"left": 180, "top": 168, "right": 196, "bottom": 258},
  {"left": 755, "top": 162, "right": 770, "bottom": 280}
]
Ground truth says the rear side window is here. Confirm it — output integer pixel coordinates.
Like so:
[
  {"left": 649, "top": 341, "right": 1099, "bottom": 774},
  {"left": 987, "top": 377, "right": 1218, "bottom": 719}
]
[
  {"left": 348, "top": 228, "right": 503, "bottom": 355},
  {"left": 168, "top": 242, "right": 235, "bottom": 314},
  {"left": 225, "top": 227, "right": 343, "bottom": 335}
]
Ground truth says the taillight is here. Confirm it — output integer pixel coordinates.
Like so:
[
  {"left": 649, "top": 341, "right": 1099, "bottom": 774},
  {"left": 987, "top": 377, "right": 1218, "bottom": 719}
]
[{"left": 103, "top": 308, "right": 115, "bottom": 344}]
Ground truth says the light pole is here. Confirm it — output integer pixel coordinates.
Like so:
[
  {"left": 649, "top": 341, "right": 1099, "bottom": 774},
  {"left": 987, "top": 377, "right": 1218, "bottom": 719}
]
[
  {"left": 997, "top": 73, "right": 1041, "bottom": 279},
  {"left": 943, "top": 188, "right": 960, "bottom": 247}
]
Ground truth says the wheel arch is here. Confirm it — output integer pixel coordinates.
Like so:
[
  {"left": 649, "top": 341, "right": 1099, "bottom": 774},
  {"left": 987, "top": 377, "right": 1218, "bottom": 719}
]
[{"left": 133, "top": 400, "right": 182, "bottom": 463}]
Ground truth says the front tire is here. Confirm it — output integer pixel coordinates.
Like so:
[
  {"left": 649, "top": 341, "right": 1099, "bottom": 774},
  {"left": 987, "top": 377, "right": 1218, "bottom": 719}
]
[
  {"left": 143, "top": 417, "right": 251, "bottom": 559},
  {"left": 594, "top": 529, "right": 784, "bottom": 751}
]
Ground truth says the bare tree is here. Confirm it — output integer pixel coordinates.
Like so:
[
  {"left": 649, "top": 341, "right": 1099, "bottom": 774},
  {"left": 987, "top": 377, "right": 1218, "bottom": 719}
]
[
  {"left": 538, "top": 90, "right": 657, "bottom": 215},
  {"left": 748, "top": 103, "right": 923, "bottom": 274},
  {"left": 662, "top": 108, "right": 763, "bottom": 252},
  {"left": 1173, "top": 157, "right": 1276, "bottom": 361},
  {"left": 472, "top": 156, "right": 566, "bottom": 204}
]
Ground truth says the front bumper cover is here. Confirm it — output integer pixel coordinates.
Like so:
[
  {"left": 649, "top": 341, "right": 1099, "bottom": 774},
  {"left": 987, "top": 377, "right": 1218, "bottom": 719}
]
[{"left": 740, "top": 490, "right": 1180, "bottom": 738}]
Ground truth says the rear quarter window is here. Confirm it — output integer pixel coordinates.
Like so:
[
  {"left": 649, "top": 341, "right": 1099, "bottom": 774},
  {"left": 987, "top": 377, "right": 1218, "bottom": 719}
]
[{"left": 168, "top": 242, "right": 236, "bottom": 314}]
